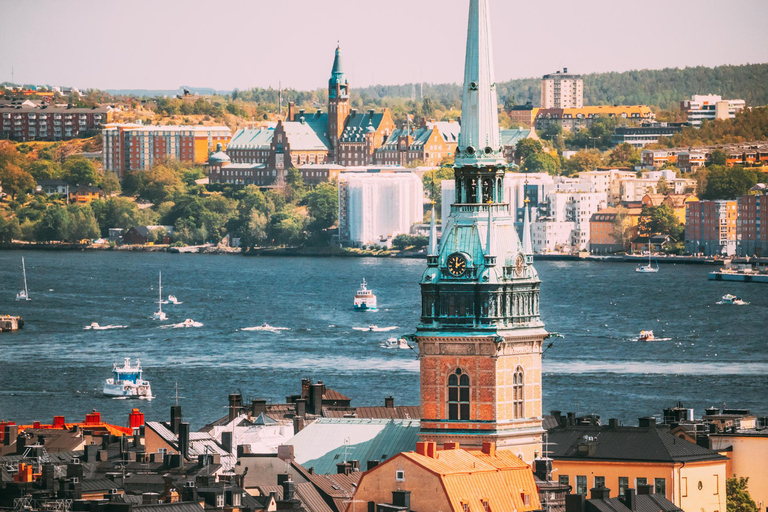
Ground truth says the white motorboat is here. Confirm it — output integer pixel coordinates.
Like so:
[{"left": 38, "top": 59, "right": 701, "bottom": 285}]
[
  {"left": 16, "top": 257, "right": 30, "bottom": 301},
  {"left": 381, "top": 337, "right": 410, "bottom": 350},
  {"left": 638, "top": 330, "right": 655, "bottom": 341},
  {"left": 717, "top": 294, "right": 749, "bottom": 305},
  {"left": 103, "top": 358, "right": 152, "bottom": 400},
  {"left": 167, "top": 318, "right": 203, "bottom": 329},
  {"left": 85, "top": 322, "right": 127, "bottom": 330},
  {"left": 353, "top": 279, "right": 378, "bottom": 311},
  {"left": 152, "top": 271, "right": 167, "bottom": 321},
  {"left": 241, "top": 323, "right": 290, "bottom": 332},
  {"left": 168, "top": 295, "right": 182, "bottom": 305}
]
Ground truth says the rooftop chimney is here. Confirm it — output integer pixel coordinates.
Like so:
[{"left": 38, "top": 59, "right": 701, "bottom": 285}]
[
  {"left": 281, "top": 478, "right": 296, "bottom": 502},
  {"left": 178, "top": 422, "right": 190, "bottom": 460},
  {"left": 622, "top": 488, "right": 637, "bottom": 511},
  {"left": 384, "top": 396, "right": 394, "bottom": 409},
  {"left": 251, "top": 399, "right": 267, "bottom": 417},
  {"left": 221, "top": 431, "right": 233, "bottom": 454},
  {"left": 608, "top": 418, "right": 620, "bottom": 428},
  {"left": 129, "top": 409, "right": 144, "bottom": 429},
  {"left": 392, "top": 490, "right": 411, "bottom": 511},
  {"left": 638, "top": 417, "right": 657, "bottom": 428},
  {"left": 481, "top": 441, "right": 496, "bottom": 457},
  {"left": 590, "top": 487, "right": 611, "bottom": 501},
  {"left": 170, "top": 406, "right": 182, "bottom": 434},
  {"left": 637, "top": 484, "right": 654, "bottom": 495},
  {"left": 295, "top": 398, "right": 306, "bottom": 418},
  {"left": 534, "top": 458, "right": 552, "bottom": 481},
  {"left": 366, "top": 460, "right": 380, "bottom": 471}
]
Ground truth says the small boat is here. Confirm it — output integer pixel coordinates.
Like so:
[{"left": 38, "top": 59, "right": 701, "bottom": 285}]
[
  {"left": 85, "top": 322, "right": 128, "bottom": 330},
  {"left": 166, "top": 318, "right": 203, "bottom": 329},
  {"left": 717, "top": 294, "right": 749, "bottom": 305},
  {"left": 103, "top": 358, "right": 153, "bottom": 400},
  {"left": 241, "top": 323, "right": 290, "bottom": 332},
  {"left": 381, "top": 337, "right": 410, "bottom": 350},
  {"left": 152, "top": 271, "right": 167, "bottom": 321},
  {"left": 16, "top": 257, "right": 30, "bottom": 301},
  {"left": 353, "top": 325, "right": 398, "bottom": 332},
  {"left": 635, "top": 239, "right": 659, "bottom": 273},
  {"left": 0, "top": 315, "right": 24, "bottom": 332},
  {"left": 354, "top": 279, "right": 378, "bottom": 311},
  {"left": 167, "top": 295, "right": 182, "bottom": 305},
  {"left": 638, "top": 330, "right": 655, "bottom": 341}
]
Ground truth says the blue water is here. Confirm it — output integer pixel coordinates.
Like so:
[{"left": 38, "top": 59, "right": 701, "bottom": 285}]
[{"left": 0, "top": 251, "right": 766, "bottom": 428}]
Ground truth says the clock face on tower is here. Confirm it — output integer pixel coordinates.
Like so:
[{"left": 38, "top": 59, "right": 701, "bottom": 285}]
[{"left": 447, "top": 253, "right": 467, "bottom": 277}]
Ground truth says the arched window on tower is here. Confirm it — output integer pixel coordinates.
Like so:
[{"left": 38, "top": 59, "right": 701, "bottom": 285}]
[
  {"left": 513, "top": 367, "right": 524, "bottom": 419},
  {"left": 448, "top": 369, "right": 470, "bottom": 420}
]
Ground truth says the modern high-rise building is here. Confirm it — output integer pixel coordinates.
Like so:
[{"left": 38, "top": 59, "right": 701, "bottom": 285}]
[
  {"left": 737, "top": 191, "right": 768, "bottom": 256},
  {"left": 681, "top": 94, "right": 745, "bottom": 127},
  {"left": 541, "top": 68, "right": 583, "bottom": 109},
  {"left": 415, "top": 0, "right": 548, "bottom": 463}
]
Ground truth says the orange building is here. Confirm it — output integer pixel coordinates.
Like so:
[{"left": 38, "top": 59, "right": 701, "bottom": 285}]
[
  {"left": 69, "top": 185, "right": 103, "bottom": 204},
  {"left": 102, "top": 124, "right": 231, "bottom": 177},
  {"left": 641, "top": 193, "right": 699, "bottom": 225},
  {"left": 375, "top": 121, "right": 460, "bottom": 167},
  {"left": 349, "top": 441, "right": 541, "bottom": 512},
  {"left": 589, "top": 206, "right": 643, "bottom": 254},
  {"left": 548, "top": 419, "right": 727, "bottom": 512}
]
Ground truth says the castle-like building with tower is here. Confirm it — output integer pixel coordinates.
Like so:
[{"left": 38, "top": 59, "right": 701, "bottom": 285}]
[{"left": 415, "top": 0, "right": 548, "bottom": 462}]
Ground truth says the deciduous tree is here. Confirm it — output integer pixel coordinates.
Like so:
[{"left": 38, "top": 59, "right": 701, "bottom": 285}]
[{"left": 0, "top": 164, "right": 35, "bottom": 199}]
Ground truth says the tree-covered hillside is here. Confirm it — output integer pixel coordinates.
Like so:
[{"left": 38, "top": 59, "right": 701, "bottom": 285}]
[{"left": 351, "top": 63, "right": 768, "bottom": 111}]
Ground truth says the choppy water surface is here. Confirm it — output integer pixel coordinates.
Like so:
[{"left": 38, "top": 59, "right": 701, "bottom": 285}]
[{"left": 0, "top": 252, "right": 765, "bottom": 428}]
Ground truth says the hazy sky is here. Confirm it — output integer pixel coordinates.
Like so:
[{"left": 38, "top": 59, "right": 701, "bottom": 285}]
[{"left": 1, "top": 0, "right": 767, "bottom": 92}]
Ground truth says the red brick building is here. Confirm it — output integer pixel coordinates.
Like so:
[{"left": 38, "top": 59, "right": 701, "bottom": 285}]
[
  {"left": 685, "top": 200, "right": 738, "bottom": 256},
  {"left": 1, "top": 105, "right": 112, "bottom": 142},
  {"left": 737, "top": 190, "right": 768, "bottom": 256}
]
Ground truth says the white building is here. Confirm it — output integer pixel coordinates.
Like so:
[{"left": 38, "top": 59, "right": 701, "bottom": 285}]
[
  {"left": 338, "top": 168, "right": 424, "bottom": 246},
  {"left": 541, "top": 69, "right": 583, "bottom": 109},
  {"left": 681, "top": 94, "right": 745, "bottom": 127},
  {"left": 534, "top": 188, "right": 608, "bottom": 253},
  {"left": 577, "top": 169, "right": 637, "bottom": 206}
]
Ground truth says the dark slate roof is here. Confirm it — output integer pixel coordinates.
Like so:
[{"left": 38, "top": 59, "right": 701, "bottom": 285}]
[
  {"left": 585, "top": 493, "right": 682, "bottom": 512},
  {"left": 548, "top": 426, "right": 727, "bottom": 463},
  {"left": 340, "top": 111, "right": 384, "bottom": 143},
  {"left": 542, "top": 414, "right": 561, "bottom": 431},
  {"left": 259, "top": 482, "right": 333, "bottom": 512},
  {"left": 132, "top": 502, "right": 205, "bottom": 512},
  {"left": 323, "top": 406, "right": 420, "bottom": 420},
  {"left": 80, "top": 477, "right": 125, "bottom": 492}
]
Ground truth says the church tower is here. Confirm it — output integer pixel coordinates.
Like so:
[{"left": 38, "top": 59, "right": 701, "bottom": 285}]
[
  {"left": 416, "top": 0, "right": 548, "bottom": 462},
  {"left": 327, "top": 45, "right": 349, "bottom": 163}
]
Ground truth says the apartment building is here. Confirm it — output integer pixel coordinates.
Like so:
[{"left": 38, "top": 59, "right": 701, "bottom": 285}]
[
  {"left": 737, "top": 190, "right": 768, "bottom": 256},
  {"left": 541, "top": 68, "right": 583, "bottom": 109},
  {"left": 685, "top": 200, "right": 738, "bottom": 256},
  {"left": 103, "top": 124, "right": 231, "bottom": 176},
  {"left": 535, "top": 105, "right": 654, "bottom": 132},
  {"left": 611, "top": 123, "right": 684, "bottom": 148},
  {"left": 681, "top": 94, "right": 745, "bottom": 127},
  {"left": 1, "top": 105, "right": 111, "bottom": 142}
]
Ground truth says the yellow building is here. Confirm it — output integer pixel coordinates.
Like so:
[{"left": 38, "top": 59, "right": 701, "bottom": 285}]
[
  {"left": 641, "top": 193, "right": 699, "bottom": 225},
  {"left": 710, "top": 431, "right": 768, "bottom": 509},
  {"left": 548, "top": 418, "right": 727, "bottom": 512}
]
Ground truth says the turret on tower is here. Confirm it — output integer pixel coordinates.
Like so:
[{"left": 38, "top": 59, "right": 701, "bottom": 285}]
[{"left": 415, "top": 0, "right": 548, "bottom": 462}]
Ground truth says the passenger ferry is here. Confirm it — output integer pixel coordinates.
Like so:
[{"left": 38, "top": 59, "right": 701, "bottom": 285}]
[
  {"left": 103, "top": 358, "right": 153, "bottom": 400},
  {"left": 353, "top": 279, "right": 378, "bottom": 311}
]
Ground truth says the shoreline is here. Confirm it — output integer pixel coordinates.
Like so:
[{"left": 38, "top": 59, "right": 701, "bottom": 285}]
[{"left": 0, "top": 242, "right": 733, "bottom": 265}]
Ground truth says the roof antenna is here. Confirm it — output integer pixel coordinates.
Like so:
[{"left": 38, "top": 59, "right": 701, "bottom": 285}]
[{"left": 172, "top": 382, "right": 185, "bottom": 406}]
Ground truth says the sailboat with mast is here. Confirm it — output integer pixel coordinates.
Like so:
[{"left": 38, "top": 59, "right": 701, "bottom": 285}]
[
  {"left": 16, "top": 257, "right": 30, "bottom": 301},
  {"left": 152, "top": 271, "right": 167, "bottom": 320},
  {"left": 636, "top": 237, "right": 659, "bottom": 273}
]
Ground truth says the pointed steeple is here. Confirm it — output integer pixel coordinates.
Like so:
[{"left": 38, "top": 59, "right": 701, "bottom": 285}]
[
  {"left": 428, "top": 203, "right": 437, "bottom": 256},
  {"left": 331, "top": 44, "right": 344, "bottom": 76},
  {"left": 427, "top": 203, "right": 439, "bottom": 267},
  {"left": 456, "top": 0, "right": 504, "bottom": 167},
  {"left": 522, "top": 197, "right": 533, "bottom": 256}
]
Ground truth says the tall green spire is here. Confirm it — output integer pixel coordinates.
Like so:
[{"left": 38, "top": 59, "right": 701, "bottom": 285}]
[{"left": 329, "top": 45, "right": 348, "bottom": 99}]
